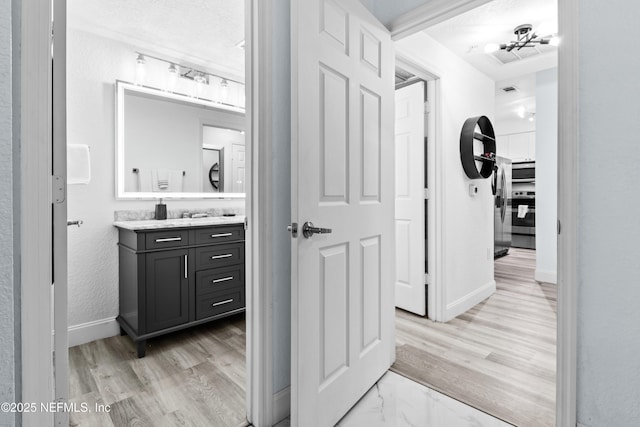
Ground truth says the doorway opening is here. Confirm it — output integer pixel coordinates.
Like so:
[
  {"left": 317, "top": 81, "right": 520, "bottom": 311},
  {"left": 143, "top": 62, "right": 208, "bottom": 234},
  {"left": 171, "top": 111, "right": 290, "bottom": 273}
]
[
  {"left": 389, "top": 1, "right": 559, "bottom": 425},
  {"left": 64, "top": 1, "right": 251, "bottom": 426}
]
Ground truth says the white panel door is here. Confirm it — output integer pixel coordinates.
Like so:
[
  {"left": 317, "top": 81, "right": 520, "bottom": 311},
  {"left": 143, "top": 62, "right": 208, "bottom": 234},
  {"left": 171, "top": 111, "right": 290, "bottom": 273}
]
[
  {"left": 394, "top": 82, "right": 426, "bottom": 315},
  {"left": 291, "top": 0, "right": 395, "bottom": 425},
  {"left": 232, "top": 143, "right": 245, "bottom": 193}
]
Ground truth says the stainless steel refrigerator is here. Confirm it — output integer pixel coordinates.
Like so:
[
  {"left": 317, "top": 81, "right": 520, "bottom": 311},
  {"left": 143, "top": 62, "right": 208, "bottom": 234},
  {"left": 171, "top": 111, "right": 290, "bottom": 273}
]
[{"left": 494, "top": 156, "right": 512, "bottom": 258}]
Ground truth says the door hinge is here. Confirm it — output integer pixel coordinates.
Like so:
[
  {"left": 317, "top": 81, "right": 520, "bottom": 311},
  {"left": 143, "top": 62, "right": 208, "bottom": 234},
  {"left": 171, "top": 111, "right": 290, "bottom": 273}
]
[
  {"left": 557, "top": 220, "right": 561, "bottom": 235},
  {"left": 424, "top": 273, "right": 430, "bottom": 284},
  {"left": 424, "top": 101, "right": 430, "bottom": 114},
  {"left": 52, "top": 175, "right": 66, "bottom": 204},
  {"left": 424, "top": 189, "right": 430, "bottom": 200}
]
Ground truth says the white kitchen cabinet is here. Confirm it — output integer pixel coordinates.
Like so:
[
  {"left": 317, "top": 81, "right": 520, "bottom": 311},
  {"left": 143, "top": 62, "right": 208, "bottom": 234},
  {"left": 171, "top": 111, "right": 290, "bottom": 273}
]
[
  {"left": 496, "top": 135, "right": 510, "bottom": 158},
  {"left": 495, "top": 131, "right": 535, "bottom": 162},
  {"left": 527, "top": 132, "right": 536, "bottom": 160}
]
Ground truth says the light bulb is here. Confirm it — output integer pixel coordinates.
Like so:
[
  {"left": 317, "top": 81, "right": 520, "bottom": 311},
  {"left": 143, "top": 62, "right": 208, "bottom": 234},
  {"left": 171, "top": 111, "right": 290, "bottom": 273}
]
[
  {"left": 166, "top": 64, "right": 178, "bottom": 92},
  {"left": 135, "top": 54, "right": 146, "bottom": 86},
  {"left": 484, "top": 43, "right": 500, "bottom": 54},
  {"left": 194, "top": 73, "right": 206, "bottom": 98},
  {"left": 220, "top": 79, "right": 229, "bottom": 101},
  {"left": 516, "top": 105, "right": 526, "bottom": 118},
  {"left": 549, "top": 36, "right": 560, "bottom": 47}
]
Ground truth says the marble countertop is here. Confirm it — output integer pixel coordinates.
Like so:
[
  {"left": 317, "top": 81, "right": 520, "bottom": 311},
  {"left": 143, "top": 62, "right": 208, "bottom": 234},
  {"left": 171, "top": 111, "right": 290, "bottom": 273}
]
[{"left": 114, "top": 215, "right": 246, "bottom": 231}]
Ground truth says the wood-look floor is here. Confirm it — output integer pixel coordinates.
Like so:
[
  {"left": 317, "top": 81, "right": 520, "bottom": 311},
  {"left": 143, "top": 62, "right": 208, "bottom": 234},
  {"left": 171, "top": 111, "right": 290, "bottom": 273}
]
[
  {"left": 392, "top": 248, "right": 557, "bottom": 427},
  {"left": 68, "top": 313, "right": 248, "bottom": 427}
]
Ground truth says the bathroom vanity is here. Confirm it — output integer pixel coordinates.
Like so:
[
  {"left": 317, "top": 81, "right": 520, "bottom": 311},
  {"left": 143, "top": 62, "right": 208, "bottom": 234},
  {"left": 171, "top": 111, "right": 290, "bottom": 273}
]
[{"left": 114, "top": 217, "right": 245, "bottom": 357}]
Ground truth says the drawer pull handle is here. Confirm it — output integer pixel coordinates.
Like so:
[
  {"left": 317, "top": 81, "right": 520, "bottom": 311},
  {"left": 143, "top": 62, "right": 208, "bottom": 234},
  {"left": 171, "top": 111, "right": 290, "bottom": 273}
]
[
  {"left": 210, "top": 233, "right": 233, "bottom": 238},
  {"left": 155, "top": 237, "right": 182, "bottom": 243},
  {"left": 211, "top": 299, "right": 233, "bottom": 307},
  {"left": 212, "top": 276, "right": 234, "bottom": 284},
  {"left": 211, "top": 254, "right": 233, "bottom": 260}
]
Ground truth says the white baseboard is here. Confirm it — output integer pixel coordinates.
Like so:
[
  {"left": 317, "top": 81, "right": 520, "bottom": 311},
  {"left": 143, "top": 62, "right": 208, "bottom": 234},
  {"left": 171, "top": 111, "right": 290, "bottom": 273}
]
[
  {"left": 535, "top": 269, "right": 557, "bottom": 284},
  {"left": 68, "top": 317, "right": 120, "bottom": 347},
  {"left": 273, "top": 386, "right": 290, "bottom": 425},
  {"left": 444, "top": 280, "right": 496, "bottom": 322}
]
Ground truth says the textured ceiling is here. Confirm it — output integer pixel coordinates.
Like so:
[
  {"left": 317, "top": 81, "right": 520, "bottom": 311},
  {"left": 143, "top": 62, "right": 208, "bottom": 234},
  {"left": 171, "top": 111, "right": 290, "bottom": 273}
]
[
  {"left": 424, "top": 0, "right": 557, "bottom": 82},
  {"left": 68, "top": 0, "right": 245, "bottom": 81},
  {"left": 495, "top": 72, "right": 537, "bottom": 126},
  {"left": 423, "top": 0, "right": 557, "bottom": 125}
]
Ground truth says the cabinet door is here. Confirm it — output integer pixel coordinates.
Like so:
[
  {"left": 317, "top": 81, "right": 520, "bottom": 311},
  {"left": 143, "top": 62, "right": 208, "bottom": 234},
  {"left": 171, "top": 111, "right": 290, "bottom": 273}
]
[
  {"left": 527, "top": 132, "right": 536, "bottom": 160},
  {"left": 145, "top": 248, "right": 189, "bottom": 333},
  {"left": 496, "top": 135, "right": 510, "bottom": 159},
  {"left": 509, "top": 133, "right": 529, "bottom": 161}
]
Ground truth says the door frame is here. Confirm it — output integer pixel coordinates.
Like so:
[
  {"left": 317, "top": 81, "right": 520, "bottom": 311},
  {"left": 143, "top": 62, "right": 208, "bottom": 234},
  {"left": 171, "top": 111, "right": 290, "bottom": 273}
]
[
  {"left": 20, "top": 1, "right": 275, "bottom": 426},
  {"left": 395, "top": 55, "right": 443, "bottom": 321},
  {"left": 20, "top": 1, "right": 56, "bottom": 425},
  {"left": 389, "top": 1, "right": 578, "bottom": 426}
]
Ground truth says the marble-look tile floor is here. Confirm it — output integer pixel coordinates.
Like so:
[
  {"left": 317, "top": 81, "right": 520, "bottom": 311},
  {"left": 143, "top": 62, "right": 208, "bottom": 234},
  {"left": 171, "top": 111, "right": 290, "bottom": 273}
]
[
  {"left": 337, "top": 371, "right": 511, "bottom": 427},
  {"left": 277, "top": 371, "right": 511, "bottom": 427}
]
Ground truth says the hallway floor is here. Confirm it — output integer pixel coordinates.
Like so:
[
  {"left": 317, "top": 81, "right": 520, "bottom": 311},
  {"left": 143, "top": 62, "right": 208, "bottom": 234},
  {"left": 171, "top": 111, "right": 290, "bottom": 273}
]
[{"left": 392, "top": 248, "right": 556, "bottom": 426}]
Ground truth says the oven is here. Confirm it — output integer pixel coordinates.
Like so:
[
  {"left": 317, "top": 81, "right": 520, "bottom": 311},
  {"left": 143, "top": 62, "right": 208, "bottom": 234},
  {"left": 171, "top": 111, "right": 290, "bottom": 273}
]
[{"left": 511, "top": 191, "right": 535, "bottom": 249}]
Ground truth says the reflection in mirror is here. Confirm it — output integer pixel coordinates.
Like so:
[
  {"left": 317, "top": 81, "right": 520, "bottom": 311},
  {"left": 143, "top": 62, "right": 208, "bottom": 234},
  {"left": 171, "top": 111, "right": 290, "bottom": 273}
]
[
  {"left": 202, "top": 125, "right": 246, "bottom": 193},
  {"left": 116, "top": 81, "right": 245, "bottom": 199},
  {"left": 204, "top": 147, "right": 223, "bottom": 192}
]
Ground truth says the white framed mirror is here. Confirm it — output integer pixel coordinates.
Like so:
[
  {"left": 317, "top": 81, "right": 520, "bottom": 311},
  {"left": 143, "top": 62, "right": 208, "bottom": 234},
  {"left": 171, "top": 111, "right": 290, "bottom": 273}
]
[{"left": 115, "top": 81, "right": 246, "bottom": 199}]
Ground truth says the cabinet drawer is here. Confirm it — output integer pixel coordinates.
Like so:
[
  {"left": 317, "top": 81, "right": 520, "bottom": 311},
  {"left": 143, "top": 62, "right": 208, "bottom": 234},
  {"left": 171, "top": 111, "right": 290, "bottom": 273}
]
[
  {"left": 196, "top": 287, "right": 245, "bottom": 320},
  {"left": 194, "top": 225, "right": 245, "bottom": 245},
  {"left": 145, "top": 229, "right": 189, "bottom": 250},
  {"left": 195, "top": 242, "right": 245, "bottom": 270},
  {"left": 196, "top": 264, "right": 245, "bottom": 296}
]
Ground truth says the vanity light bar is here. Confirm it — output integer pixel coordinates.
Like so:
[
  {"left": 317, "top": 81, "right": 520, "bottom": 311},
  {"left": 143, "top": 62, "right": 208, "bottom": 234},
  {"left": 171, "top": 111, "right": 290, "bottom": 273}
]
[{"left": 134, "top": 51, "right": 244, "bottom": 86}]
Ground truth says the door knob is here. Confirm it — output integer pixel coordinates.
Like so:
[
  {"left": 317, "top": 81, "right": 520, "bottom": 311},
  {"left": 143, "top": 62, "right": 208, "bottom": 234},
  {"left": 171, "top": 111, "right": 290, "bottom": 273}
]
[
  {"left": 302, "top": 222, "right": 332, "bottom": 238},
  {"left": 67, "top": 220, "right": 83, "bottom": 227}
]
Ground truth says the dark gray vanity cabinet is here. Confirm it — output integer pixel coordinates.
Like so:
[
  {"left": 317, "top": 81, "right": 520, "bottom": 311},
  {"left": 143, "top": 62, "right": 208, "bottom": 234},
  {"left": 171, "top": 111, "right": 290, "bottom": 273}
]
[
  {"left": 116, "top": 223, "right": 245, "bottom": 357},
  {"left": 145, "top": 248, "right": 189, "bottom": 333}
]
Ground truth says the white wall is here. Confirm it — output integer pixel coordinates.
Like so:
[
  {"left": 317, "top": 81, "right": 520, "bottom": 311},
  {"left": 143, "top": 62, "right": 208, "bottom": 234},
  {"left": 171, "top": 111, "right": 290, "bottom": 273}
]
[
  {"left": 534, "top": 68, "right": 557, "bottom": 284},
  {"left": 0, "top": 1, "right": 18, "bottom": 424},
  {"left": 396, "top": 32, "right": 496, "bottom": 321},
  {"left": 66, "top": 28, "right": 244, "bottom": 339},
  {"left": 577, "top": 1, "right": 640, "bottom": 425}
]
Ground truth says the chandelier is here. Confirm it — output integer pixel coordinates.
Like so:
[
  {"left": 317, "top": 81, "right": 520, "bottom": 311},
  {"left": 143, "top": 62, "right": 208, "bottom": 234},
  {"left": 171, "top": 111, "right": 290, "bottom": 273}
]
[{"left": 485, "top": 24, "right": 559, "bottom": 53}]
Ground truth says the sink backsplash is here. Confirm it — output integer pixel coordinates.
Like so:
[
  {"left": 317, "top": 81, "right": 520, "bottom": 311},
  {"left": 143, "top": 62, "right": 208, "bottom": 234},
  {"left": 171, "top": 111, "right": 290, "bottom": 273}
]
[{"left": 114, "top": 207, "right": 244, "bottom": 221}]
